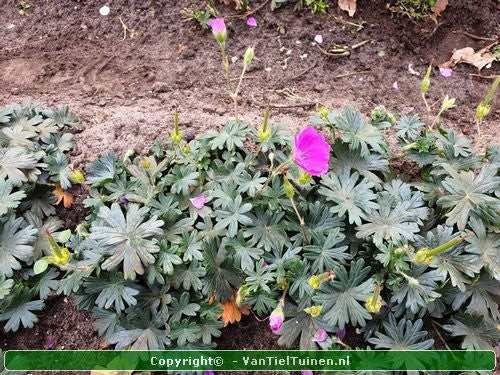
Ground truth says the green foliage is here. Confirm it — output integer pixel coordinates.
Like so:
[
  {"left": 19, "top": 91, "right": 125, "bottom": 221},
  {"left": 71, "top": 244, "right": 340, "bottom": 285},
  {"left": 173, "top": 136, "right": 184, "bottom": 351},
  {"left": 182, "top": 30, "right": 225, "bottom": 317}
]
[
  {"left": 0, "top": 100, "right": 78, "bottom": 332},
  {"left": 4, "top": 100, "right": 497, "bottom": 356}
]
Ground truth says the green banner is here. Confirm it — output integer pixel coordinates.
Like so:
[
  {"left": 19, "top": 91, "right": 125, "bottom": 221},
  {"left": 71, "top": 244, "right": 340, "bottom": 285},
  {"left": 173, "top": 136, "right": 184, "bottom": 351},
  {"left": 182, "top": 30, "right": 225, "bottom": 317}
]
[{"left": 4, "top": 350, "right": 495, "bottom": 371}]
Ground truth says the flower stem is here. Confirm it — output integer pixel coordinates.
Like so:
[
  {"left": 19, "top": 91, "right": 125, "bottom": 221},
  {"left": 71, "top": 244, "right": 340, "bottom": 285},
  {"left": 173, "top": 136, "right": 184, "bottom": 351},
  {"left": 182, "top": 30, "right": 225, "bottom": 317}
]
[
  {"left": 257, "top": 159, "right": 292, "bottom": 194},
  {"left": 220, "top": 44, "right": 231, "bottom": 94},
  {"left": 422, "top": 91, "right": 430, "bottom": 112},
  {"left": 231, "top": 64, "right": 248, "bottom": 116},
  {"left": 427, "top": 232, "right": 474, "bottom": 257},
  {"left": 429, "top": 107, "right": 445, "bottom": 130},
  {"left": 289, "top": 196, "right": 310, "bottom": 245}
]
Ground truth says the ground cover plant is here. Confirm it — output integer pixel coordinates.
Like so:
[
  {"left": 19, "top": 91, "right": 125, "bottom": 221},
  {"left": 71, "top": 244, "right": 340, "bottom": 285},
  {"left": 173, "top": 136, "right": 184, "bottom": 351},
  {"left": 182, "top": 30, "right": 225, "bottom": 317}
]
[
  {"left": 0, "top": 100, "right": 82, "bottom": 332},
  {"left": 48, "top": 95, "right": 500, "bottom": 353}
]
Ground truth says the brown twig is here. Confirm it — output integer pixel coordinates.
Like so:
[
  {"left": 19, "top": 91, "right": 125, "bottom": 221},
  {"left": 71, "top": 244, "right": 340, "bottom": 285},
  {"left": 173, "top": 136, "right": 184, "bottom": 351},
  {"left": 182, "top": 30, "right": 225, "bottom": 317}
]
[
  {"left": 452, "top": 30, "right": 498, "bottom": 42},
  {"left": 432, "top": 321, "right": 452, "bottom": 351},
  {"left": 333, "top": 70, "right": 371, "bottom": 79},
  {"left": 469, "top": 73, "right": 500, "bottom": 80},
  {"left": 255, "top": 102, "right": 316, "bottom": 109},
  {"left": 245, "top": 0, "right": 271, "bottom": 16},
  {"left": 290, "top": 62, "right": 318, "bottom": 81},
  {"left": 351, "top": 39, "right": 371, "bottom": 49}
]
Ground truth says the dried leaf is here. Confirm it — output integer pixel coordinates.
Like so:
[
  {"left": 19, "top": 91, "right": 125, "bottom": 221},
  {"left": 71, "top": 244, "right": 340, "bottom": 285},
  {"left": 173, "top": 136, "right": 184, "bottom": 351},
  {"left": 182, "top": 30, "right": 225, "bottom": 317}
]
[
  {"left": 219, "top": 0, "right": 242, "bottom": 10},
  {"left": 53, "top": 184, "right": 74, "bottom": 208},
  {"left": 431, "top": 0, "right": 449, "bottom": 19},
  {"left": 218, "top": 298, "right": 250, "bottom": 326},
  {"left": 338, "top": 0, "right": 356, "bottom": 17},
  {"left": 444, "top": 46, "right": 496, "bottom": 71}
]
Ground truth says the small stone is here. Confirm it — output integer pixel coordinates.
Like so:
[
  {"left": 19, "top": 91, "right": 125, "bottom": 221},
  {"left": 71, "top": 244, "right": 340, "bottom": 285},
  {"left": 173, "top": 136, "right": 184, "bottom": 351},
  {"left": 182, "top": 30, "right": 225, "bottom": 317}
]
[
  {"left": 99, "top": 6, "right": 110, "bottom": 16},
  {"left": 152, "top": 81, "right": 169, "bottom": 93},
  {"left": 10, "top": 87, "right": 20, "bottom": 95}
]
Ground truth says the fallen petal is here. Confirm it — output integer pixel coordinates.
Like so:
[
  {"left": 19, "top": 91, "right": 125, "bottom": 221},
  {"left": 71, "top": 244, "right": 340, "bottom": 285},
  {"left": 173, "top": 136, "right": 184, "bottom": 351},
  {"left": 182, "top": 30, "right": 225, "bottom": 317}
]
[
  {"left": 439, "top": 67, "right": 453, "bottom": 77},
  {"left": 314, "top": 34, "right": 323, "bottom": 44},
  {"left": 392, "top": 81, "right": 399, "bottom": 91},
  {"left": 246, "top": 17, "right": 257, "bottom": 27}
]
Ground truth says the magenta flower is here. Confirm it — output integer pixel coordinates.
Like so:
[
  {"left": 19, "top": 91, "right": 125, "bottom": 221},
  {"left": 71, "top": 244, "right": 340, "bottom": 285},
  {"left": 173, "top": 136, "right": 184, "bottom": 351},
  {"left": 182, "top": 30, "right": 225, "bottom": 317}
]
[
  {"left": 203, "top": 371, "right": 215, "bottom": 375},
  {"left": 301, "top": 371, "right": 313, "bottom": 375},
  {"left": 293, "top": 127, "right": 330, "bottom": 176},
  {"left": 439, "top": 67, "right": 453, "bottom": 78},
  {"left": 246, "top": 17, "right": 257, "bottom": 27},
  {"left": 190, "top": 195, "right": 206, "bottom": 210},
  {"left": 209, "top": 18, "right": 227, "bottom": 45},
  {"left": 312, "top": 328, "right": 328, "bottom": 342},
  {"left": 269, "top": 307, "right": 284, "bottom": 333}
]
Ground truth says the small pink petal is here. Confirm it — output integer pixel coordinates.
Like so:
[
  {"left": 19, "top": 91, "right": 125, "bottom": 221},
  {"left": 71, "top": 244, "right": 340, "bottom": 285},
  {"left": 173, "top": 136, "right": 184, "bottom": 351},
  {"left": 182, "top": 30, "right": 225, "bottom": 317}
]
[
  {"left": 314, "top": 34, "right": 323, "bottom": 44},
  {"left": 246, "top": 17, "right": 257, "bottom": 27},
  {"left": 312, "top": 328, "right": 328, "bottom": 342},
  {"left": 392, "top": 81, "right": 399, "bottom": 91},
  {"left": 439, "top": 67, "right": 453, "bottom": 78},
  {"left": 190, "top": 195, "right": 206, "bottom": 210}
]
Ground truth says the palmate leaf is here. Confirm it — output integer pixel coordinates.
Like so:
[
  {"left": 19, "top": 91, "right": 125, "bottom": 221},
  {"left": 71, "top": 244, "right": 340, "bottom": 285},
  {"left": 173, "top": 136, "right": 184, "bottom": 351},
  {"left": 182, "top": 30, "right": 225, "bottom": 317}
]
[
  {"left": 245, "top": 259, "right": 276, "bottom": 294},
  {"left": 277, "top": 308, "right": 318, "bottom": 350},
  {"left": 173, "top": 260, "right": 206, "bottom": 291},
  {"left": 226, "top": 233, "right": 263, "bottom": 272},
  {"left": 157, "top": 240, "right": 183, "bottom": 275},
  {"left": 201, "top": 120, "right": 248, "bottom": 151},
  {"left": 109, "top": 317, "right": 170, "bottom": 349},
  {"left": 437, "top": 165, "right": 500, "bottom": 230},
  {"left": 170, "top": 319, "right": 202, "bottom": 346},
  {"left": 333, "top": 107, "right": 387, "bottom": 157},
  {"left": 244, "top": 210, "right": 288, "bottom": 252},
  {"left": 199, "top": 318, "right": 223, "bottom": 344},
  {"left": 93, "top": 308, "right": 122, "bottom": 339},
  {"left": 42, "top": 133, "right": 74, "bottom": 154},
  {"left": 313, "top": 259, "right": 375, "bottom": 329},
  {"left": 246, "top": 290, "right": 278, "bottom": 316},
  {"left": 395, "top": 114, "right": 423, "bottom": 142},
  {"left": 465, "top": 217, "right": 500, "bottom": 280},
  {"left": 162, "top": 165, "right": 199, "bottom": 195},
  {"left": 329, "top": 140, "right": 389, "bottom": 188},
  {"left": 287, "top": 260, "right": 314, "bottom": 300},
  {"left": 169, "top": 292, "right": 200, "bottom": 321},
  {"left": 304, "top": 229, "right": 351, "bottom": 273},
  {"left": 237, "top": 170, "right": 266, "bottom": 197},
  {"left": 390, "top": 265, "right": 442, "bottom": 314},
  {"left": 415, "top": 226, "right": 481, "bottom": 291},
  {"left": 319, "top": 169, "right": 378, "bottom": 225},
  {"left": 452, "top": 275, "right": 500, "bottom": 321},
  {"left": 214, "top": 195, "right": 252, "bottom": 238},
  {"left": 45, "top": 151, "right": 71, "bottom": 189},
  {"left": 89, "top": 203, "right": 164, "bottom": 280},
  {"left": 356, "top": 195, "right": 422, "bottom": 247},
  {"left": 0, "top": 288, "right": 44, "bottom": 332},
  {"left": 44, "top": 105, "right": 81, "bottom": 130},
  {"left": 0, "top": 215, "right": 37, "bottom": 277},
  {"left": 0, "top": 179, "right": 25, "bottom": 215},
  {"left": 443, "top": 314, "right": 500, "bottom": 350},
  {"left": 84, "top": 273, "right": 140, "bottom": 313},
  {"left": 176, "top": 230, "right": 203, "bottom": 262},
  {"left": 33, "top": 268, "right": 59, "bottom": 299},
  {"left": 0, "top": 147, "right": 39, "bottom": 185},
  {"left": 368, "top": 313, "right": 434, "bottom": 350},
  {"left": 86, "top": 152, "right": 117, "bottom": 186},
  {"left": 2, "top": 125, "right": 37, "bottom": 148},
  {"left": 0, "top": 276, "right": 14, "bottom": 299},
  {"left": 203, "top": 240, "right": 241, "bottom": 302}
]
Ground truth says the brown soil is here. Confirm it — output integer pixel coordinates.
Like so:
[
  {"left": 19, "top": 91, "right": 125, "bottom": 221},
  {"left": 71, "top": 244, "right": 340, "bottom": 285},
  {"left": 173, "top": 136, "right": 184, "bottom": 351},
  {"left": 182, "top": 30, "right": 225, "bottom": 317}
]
[{"left": 1, "top": 0, "right": 499, "bottom": 364}]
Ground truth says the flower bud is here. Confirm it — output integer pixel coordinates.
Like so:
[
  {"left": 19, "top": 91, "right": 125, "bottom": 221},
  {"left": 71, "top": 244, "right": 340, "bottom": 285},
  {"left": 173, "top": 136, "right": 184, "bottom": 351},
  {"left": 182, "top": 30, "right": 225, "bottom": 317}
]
[
  {"left": 312, "top": 328, "right": 328, "bottom": 342},
  {"left": 243, "top": 47, "right": 254, "bottom": 67},
  {"left": 365, "top": 295, "right": 382, "bottom": 313},
  {"left": 269, "top": 307, "right": 284, "bottom": 333},
  {"left": 139, "top": 159, "right": 151, "bottom": 169},
  {"left": 476, "top": 102, "right": 490, "bottom": 121},
  {"left": 304, "top": 305, "right": 323, "bottom": 318},
  {"left": 283, "top": 176, "right": 294, "bottom": 198},
  {"left": 170, "top": 130, "right": 183, "bottom": 144},
  {"left": 415, "top": 248, "right": 433, "bottom": 264},
  {"left": 308, "top": 271, "right": 334, "bottom": 290},
  {"left": 420, "top": 65, "right": 432, "bottom": 94},
  {"left": 236, "top": 285, "right": 249, "bottom": 307},
  {"left": 318, "top": 106, "right": 329, "bottom": 119},
  {"left": 258, "top": 126, "right": 272, "bottom": 142},
  {"left": 298, "top": 171, "right": 312, "bottom": 185},
  {"left": 68, "top": 169, "right": 85, "bottom": 184}
]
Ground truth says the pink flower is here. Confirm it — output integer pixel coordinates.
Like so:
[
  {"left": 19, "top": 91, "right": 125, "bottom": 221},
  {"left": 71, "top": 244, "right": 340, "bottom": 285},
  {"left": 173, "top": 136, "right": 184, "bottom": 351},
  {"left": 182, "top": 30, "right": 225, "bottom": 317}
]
[
  {"left": 209, "top": 18, "right": 227, "bottom": 44},
  {"left": 439, "top": 67, "right": 453, "bottom": 78},
  {"left": 246, "top": 17, "right": 257, "bottom": 27},
  {"left": 312, "top": 328, "right": 328, "bottom": 342},
  {"left": 190, "top": 195, "right": 206, "bottom": 210},
  {"left": 269, "top": 307, "right": 284, "bottom": 333},
  {"left": 392, "top": 81, "right": 399, "bottom": 91},
  {"left": 301, "top": 371, "right": 313, "bottom": 375},
  {"left": 293, "top": 127, "right": 330, "bottom": 176}
]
